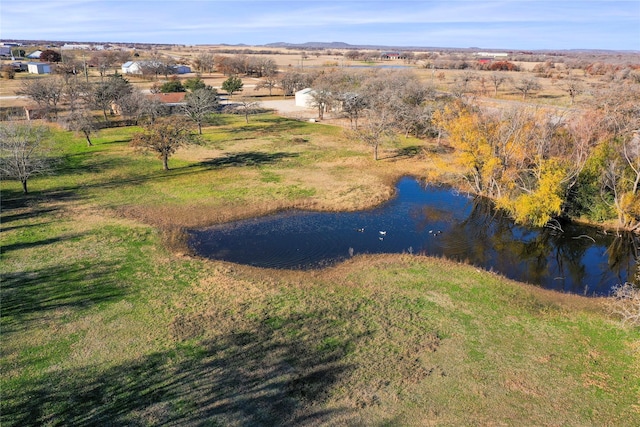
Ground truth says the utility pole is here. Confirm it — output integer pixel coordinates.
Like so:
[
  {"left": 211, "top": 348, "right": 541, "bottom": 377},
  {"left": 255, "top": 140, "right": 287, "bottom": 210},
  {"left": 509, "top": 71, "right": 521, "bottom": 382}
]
[{"left": 83, "top": 52, "right": 89, "bottom": 82}]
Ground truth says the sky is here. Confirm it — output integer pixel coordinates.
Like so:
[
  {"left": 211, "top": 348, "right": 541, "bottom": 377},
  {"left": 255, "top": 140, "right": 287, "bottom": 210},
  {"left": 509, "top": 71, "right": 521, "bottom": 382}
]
[{"left": 1, "top": 1, "right": 639, "bottom": 51}]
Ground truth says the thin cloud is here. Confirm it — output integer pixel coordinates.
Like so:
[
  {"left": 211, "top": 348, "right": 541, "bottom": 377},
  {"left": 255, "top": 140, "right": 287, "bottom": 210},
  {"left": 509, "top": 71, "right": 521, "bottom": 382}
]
[{"left": 1, "top": 1, "right": 638, "bottom": 49}]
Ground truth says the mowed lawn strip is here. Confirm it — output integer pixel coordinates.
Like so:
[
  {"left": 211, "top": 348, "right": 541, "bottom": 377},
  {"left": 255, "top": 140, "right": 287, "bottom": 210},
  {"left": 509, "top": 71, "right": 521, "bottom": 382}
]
[{"left": 1, "top": 114, "right": 638, "bottom": 426}]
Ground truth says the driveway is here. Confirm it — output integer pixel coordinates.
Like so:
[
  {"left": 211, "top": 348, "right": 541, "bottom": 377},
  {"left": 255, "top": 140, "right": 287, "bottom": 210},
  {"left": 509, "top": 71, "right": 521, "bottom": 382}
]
[{"left": 259, "top": 99, "right": 318, "bottom": 119}]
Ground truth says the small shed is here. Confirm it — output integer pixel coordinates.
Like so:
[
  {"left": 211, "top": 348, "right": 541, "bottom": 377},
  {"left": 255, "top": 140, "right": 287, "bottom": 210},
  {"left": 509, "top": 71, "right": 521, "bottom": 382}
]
[
  {"left": 27, "top": 62, "right": 51, "bottom": 74},
  {"left": 295, "top": 88, "right": 315, "bottom": 107}
]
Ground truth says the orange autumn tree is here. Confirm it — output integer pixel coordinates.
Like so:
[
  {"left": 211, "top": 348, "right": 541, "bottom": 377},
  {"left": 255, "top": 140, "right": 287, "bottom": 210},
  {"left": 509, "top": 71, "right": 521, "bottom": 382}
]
[{"left": 433, "top": 101, "right": 571, "bottom": 227}]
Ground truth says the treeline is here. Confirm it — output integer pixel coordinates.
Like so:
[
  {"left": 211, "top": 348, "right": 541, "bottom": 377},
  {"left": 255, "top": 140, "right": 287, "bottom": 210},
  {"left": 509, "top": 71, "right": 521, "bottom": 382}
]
[
  {"left": 432, "top": 85, "right": 640, "bottom": 230},
  {"left": 293, "top": 67, "right": 640, "bottom": 231}
]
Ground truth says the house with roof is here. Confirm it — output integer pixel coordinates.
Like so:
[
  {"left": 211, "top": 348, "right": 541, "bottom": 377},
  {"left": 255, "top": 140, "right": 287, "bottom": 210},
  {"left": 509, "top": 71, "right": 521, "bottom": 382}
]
[
  {"left": 380, "top": 51, "right": 407, "bottom": 60},
  {"left": 121, "top": 61, "right": 142, "bottom": 74},
  {"left": 148, "top": 92, "right": 187, "bottom": 107},
  {"left": 26, "top": 50, "right": 42, "bottom": 59},
  {"left": 121, "top": 61, "right": 191, "bottom": 75}
]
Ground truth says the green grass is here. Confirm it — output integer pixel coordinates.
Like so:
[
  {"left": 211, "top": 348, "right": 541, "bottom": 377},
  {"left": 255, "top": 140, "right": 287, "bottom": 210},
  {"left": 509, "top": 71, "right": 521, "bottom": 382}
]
[{"left": 2, "top": 115, "right": 639, "bottom": 426}]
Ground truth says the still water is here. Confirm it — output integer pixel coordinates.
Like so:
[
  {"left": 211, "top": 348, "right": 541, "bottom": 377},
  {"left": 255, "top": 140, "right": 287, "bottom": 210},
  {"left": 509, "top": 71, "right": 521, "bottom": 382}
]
[{"left": 189, "top": 177, "right": 638, "bottom": 296}]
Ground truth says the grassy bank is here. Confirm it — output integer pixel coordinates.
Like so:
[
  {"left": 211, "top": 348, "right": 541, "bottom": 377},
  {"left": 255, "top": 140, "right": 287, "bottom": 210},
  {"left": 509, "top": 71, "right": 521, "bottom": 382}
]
[{"left": 2, "top": 114, "right": 639, "bottom": 426}]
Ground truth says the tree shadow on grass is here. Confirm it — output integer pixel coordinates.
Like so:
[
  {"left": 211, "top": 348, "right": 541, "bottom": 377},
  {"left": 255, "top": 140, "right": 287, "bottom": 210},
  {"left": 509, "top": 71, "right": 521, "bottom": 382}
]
[
  {"left": 0, "top": 220, "right": 55, "bottom": 234},
  {"left": 0, "top": 188, "right": 78, "bottom": 227},
  {"left": 54, "top": 151, "right": 150, "bottom": 178},
  {"left": 196, "top": 151, "right": 299, "bottom": 168},
  {"left": 2, "top": 309, "right": 363, "bottom": 426},
  {"left": 0, "top": 205, "right": 60, "bottom": 224},
  {"left": 98, "top": 138, "right": 134, "bottom": 145},
  {"left": 390, "top": 145, "right": 425, "bottom": 159},
  {"left": 1, "top": 233, "right": 86, "bottom": 255},
  {"left": 1, "top": 260, "right": 125, "bottom": 333},
  {"left": 226, "top": 116, "right": 309, "bottom": 135}
]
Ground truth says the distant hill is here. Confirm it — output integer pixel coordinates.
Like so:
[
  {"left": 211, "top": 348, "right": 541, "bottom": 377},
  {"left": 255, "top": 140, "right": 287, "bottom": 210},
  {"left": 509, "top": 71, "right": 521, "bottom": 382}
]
[
  {"left": 2, "top": 38, "right": 637, "bottom": 55},
  {"left": 262, "top": 41, "right": 639, "bottom": 55},
  {"left": 266, "top": 41, "right": 353, "bottom": 49}
]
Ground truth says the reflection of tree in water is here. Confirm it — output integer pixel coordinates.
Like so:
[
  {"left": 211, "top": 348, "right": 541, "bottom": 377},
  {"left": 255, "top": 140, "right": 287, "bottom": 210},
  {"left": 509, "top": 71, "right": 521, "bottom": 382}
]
[
  {"left": 444, "top": 196, "right": 504, "bottom": 266},
  {"left": 605, "top": 232, "right": 639, "bottom": 287},
  {"left": 411, "top": 192, "right": 638, "bottom": 293}
]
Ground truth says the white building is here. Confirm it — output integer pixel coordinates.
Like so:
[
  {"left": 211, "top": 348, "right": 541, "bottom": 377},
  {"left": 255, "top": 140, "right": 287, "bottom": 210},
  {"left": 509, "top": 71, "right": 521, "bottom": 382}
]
[
  {"left": 121, "top": 61, "right": 142, "bottom": 74},
  {"left": 62, "top": 44, "right": 90, "bottom": 50},
  {"left": 26, "top": 50, "right": 42, "bottom": 59},
  {"left": 295, "top": 88, "right": 315, "bottom": 107},
  {"left": 27, "top": 62, "right": 51, "bottom": 74},
  {"left": 475, "top": 52, "right": 509, "bottom": 58}
]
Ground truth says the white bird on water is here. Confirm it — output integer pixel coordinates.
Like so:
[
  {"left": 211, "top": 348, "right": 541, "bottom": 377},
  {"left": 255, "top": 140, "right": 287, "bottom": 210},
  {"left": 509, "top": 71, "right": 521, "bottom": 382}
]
[{"left": 379, "top": 231, "right": 387, "bottom": 236}]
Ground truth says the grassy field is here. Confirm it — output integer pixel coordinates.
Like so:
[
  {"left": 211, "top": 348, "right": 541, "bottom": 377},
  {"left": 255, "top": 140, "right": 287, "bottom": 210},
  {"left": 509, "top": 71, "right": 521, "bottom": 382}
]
[
  {"left": 1, "top": 45, "right": 607, "bottom": 109},
  {"left": 2, "top": 113, "right": 639, "bottom": 426}
]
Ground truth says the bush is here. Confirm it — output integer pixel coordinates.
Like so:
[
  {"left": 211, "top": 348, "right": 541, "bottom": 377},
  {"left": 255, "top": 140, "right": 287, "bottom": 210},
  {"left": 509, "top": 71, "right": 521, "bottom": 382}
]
[
  {"left": 489, "top": 61, "right": 519, "bottom": 72},
  {"left": 607, "top": 283, "right": 640, "bottom": 327},
  {"left": 1, "top": 65, "right": 16, "bottom": 79},
  {"left": 160, "top": 78, "right": 185, "bottom": 93},
  {"left": 184, "top": 77, "right": 206, "bottom": 92}
]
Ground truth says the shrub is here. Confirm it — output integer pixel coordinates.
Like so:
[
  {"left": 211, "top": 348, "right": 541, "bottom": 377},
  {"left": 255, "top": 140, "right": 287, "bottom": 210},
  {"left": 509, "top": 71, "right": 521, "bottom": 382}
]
[
  {"left": 607, "top": 283, "right": 640, "bottom": 327},
  {"left": 1, "top": 65, "right": 16, "bottom": 79},
  {"left": 160, "top": 77, "right": 185, "bottom": 93}
]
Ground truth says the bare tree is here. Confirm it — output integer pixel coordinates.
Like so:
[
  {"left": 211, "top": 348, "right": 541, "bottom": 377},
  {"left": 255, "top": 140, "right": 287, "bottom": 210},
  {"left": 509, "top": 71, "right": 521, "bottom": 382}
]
[
  {"left": 91, "top": 74, "right": 133, "bottom": 122},
  {"left": 246, "top": 56, "right": 277, "bottom": 77},
  {"left": 232, "top": 96, "right": 261, "bottom": 124},
  {"left": 307, "top": 88, "right": 333, "bottom": 120},
  {"left": 451, "top": 71, "right": 478, "bottom": 98},
  {"left": 563, "top": 74, "right": 583, "bottom": 105},
  {"left": 183, "top": 87, "right": 219, "bottom": 133},
  {"left": 513, "top": 77, "right": 542, "bottom": 100},
  {"left": 89, "top": 51, "right": 118, "bottom": 80},
  {"left": 131, "top": 118, "right": 198, "bottom": 170},
  {"left": 192, "top": 52, "right": 215, "bottom": 74},
  {"left": 254, "top": 71, "right": 279, "bottom": 96},
  {"left": 62, "top": 78, "right": 91, "bottom": 113},
  {"left": 279, "top": 71, "right": 312, "bottom": 97},
  {"left": 341, "top": 92, "right": 367, "bottom": 130},
  {"left": 17, "top": 77, "right": 64, "bottom": 120},
  {"left": 489, "top": 73, "right": 511, "bottom": 97},
  {"left": 138, "top": 53, "right": 175, "bottom": 80},
  {"left": 60, "top": 110, "right": 98, "bottom": 146},
  {"left": 350, "top": 107, "right": 396, "bottom": 161},
  {"left": 0, "top": 122, "right": 51, "bottom": 194},
  {"left": 56, "top": 52, "right": 84, "bottom": 82}
]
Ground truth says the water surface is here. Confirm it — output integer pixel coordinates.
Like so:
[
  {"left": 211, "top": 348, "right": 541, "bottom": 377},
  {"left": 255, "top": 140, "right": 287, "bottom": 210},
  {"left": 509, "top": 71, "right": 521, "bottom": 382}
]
[{"left": 189, "top": 177, "right": 638, "bottom": 296}]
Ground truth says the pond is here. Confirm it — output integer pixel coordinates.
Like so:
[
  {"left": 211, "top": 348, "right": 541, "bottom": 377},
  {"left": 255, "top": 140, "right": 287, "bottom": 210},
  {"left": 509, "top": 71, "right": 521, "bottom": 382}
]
[{"left": 188, "top": 177, "right": 639, "bottom": 296}]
